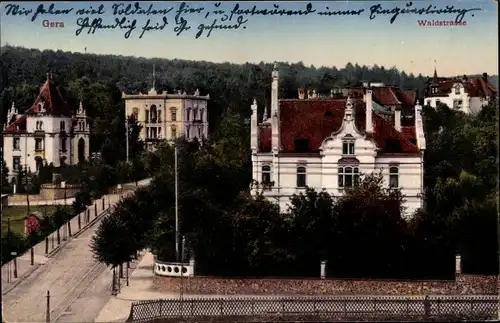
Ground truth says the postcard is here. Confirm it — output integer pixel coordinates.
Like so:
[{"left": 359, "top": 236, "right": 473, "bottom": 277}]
[{"left": 1, "top": 1, "right": 498, "bottom": 323}]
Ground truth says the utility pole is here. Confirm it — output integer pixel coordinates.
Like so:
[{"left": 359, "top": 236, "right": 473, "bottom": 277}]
[
  {"left": 46, "top": 290, "right": 51, "bottom": 323},
  {"left": 175, "top": 144, "right": 179, "bottom": 262},
  {"left": 125, "top": 118, "right": 129, "bottom": 163}
]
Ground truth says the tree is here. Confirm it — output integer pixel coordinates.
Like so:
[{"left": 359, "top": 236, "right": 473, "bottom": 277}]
[
  {"left": 329, "top": 173, "right": 408, "bottom": 278},
  {"left": 285, "top": 188, "right": 335, "bottom": 275},
  {"left": 90, "top": 213, "right": 136, "bottom": 267},
  {"left": 72, "top": 190, "right": 92, "bottom": 214},
  {"left": 1, "top": 159, "right": 10, "bottom": 194},
  {"left": 52, "top": 206, "right": 72, "bottom": 244}
]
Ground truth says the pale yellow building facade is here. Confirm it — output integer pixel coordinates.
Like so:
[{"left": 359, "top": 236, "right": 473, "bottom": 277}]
[{"left": 122, "top": 87, "right": 210, "bottom": 150}]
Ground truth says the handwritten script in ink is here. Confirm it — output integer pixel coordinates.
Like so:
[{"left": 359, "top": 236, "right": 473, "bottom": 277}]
[{"left": 3, "top": 1, "right": 482, "bottom": 39}]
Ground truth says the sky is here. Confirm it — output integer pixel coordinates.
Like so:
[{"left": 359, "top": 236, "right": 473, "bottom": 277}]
[{"left": 1, "top": 1, "right": 498, "bottom": 77}]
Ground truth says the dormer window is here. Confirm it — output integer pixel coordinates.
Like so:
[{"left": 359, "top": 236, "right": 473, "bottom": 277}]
[
  {"left": 454, "top": 85, "right": 461, "bottom": 95},
  {"left": 294, "top": 138, "right": 309, "bottom": 153},
  {"left": 342, "top": 141, "right": 355, "bottom": 155}
]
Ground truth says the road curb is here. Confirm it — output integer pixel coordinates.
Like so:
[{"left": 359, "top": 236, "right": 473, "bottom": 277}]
[{"left": 1, "top": 207, "right": 113, "bottom": 296}]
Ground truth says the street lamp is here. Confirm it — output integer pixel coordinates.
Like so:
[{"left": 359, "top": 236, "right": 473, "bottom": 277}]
[
  {"left": 125, "top": 117, "right": 129, "bottom": 163},
  {"left": 61, "top": 181, "right": 71, "bottom": 238},
  {"left": 22, "top": 166, "right": 34, "bottom": 265},
  {"left": 174, "top": 143, "right": 179, "bottom": 262}
]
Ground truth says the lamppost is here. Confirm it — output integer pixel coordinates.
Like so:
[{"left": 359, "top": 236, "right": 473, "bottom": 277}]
[
  {"left": 125, "top": 117, "right": 129, "bottom": 163},
  {"left": 22, "top": 166, "right": 34, "bottom": 265},
  {"left": 174, "top": 143, "right": 179, "bottom": 262},
  {"left": 61, "top": 181, "right": 68, "bottom": 241},
  {"left": 62, "top": 181, "right": 71, "bottom": 238}
]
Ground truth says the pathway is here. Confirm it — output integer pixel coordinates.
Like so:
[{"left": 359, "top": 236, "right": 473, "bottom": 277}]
[{"left": 1, "top": 179, "right": 151, "bottom": 323}]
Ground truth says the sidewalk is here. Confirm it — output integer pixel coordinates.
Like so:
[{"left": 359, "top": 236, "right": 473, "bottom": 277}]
[
  {"left": 1, "top": 179, "right": 149, "bottom": 295},
  {"left": 8, "top": 197, "right": 76, "bottom": 206}
]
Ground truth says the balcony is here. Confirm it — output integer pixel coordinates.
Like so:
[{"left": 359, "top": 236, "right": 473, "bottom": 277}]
[{"left": 34, "top": 130, "right": 45, "bottom": 137}]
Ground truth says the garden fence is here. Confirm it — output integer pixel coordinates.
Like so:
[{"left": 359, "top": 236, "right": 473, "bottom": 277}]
[{"left": 129, "top": 295, "right": 499, "bottom": 322}]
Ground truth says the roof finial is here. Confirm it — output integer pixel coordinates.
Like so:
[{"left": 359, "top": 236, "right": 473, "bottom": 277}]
[
  {"left": 433, "top": 60, "right": 438, "bottom": 80},
  {"left": 346, "top": 95, "right": 353, "bottom": 111},
  {"left": 79, "top": 100, "right": 83, "bottom": 111},
  {"left": 152, "top": 64, "right": 156, "bottom": 90}
]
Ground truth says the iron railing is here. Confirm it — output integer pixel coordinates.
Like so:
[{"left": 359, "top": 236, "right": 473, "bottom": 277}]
[{"left": 129, "top": 295, "right": 499, "bottom": 322}]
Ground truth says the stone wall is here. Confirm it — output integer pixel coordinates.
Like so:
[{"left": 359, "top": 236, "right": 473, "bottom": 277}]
[
  {"left": 40, "top": 183, "right": 83, "bottom": 200},
  {"left": 153, "top": 274, "right": 498, "bottom": 296}
]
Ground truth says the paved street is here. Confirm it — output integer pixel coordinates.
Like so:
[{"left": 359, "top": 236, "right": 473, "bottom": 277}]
[{"left": 1, "top": 179, "right": 150, "bottom": 323}]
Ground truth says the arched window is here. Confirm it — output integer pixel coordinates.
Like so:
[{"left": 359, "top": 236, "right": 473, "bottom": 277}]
[
  {"left": 60, "top": 121, "right": 65, "bottom": 131},
  {"left": 389, "top": 166, "right": 399, "bottom": 188},
  {"left": 296, "top": 166, "right": 307, "bottom": 188},
  {"left": 193, "top": 108, "right": 198, "bottom": 120},
  {"left": 157, "top": 110, "right": 162, "bottom": 122},
  {"left": 200, "top": 109, "right": 204, "bottom": 122},
  {"left": 261, "top": 165, "right": 271, "bottom": 184},
  {"left": 150, "top": 105, "right": 158, "bottom": 123},
  {"left": 338, "top": 166, "right": 360, "bottom": 188}
]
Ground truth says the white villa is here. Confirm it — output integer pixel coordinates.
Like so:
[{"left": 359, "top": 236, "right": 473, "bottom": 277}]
[
  {"left": 250, "top": 65, "right": 426, "bottom": 217},
  {"left": 122, "top": 66, "right": 210, "bottom": 150},
  {"left": 2, "top": 74, "right": 90, "bottom": 181},
  {"left": 424, "top": 70, "right": 497, "bottom": 114}
]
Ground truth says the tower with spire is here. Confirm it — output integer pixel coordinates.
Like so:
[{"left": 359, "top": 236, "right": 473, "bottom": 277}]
[
  {"left": 73, "top": 99, "right": 90, "bottom": 163},
  {"left": 2, "top": 73, "right": 91, "bottom": 178}
]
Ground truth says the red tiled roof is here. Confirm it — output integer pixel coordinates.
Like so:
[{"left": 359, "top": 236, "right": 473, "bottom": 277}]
[
  {"left": 26, "top": 78, "right": 72, "bottom": 117},
  {"left": 428, "top": 77, "right": 497, "bottom": 98},
  {"left": 401, "top": 126, "right": 416, "bottom": 141},
  {"left": 398, "top": 90, "right": 417, "bottom": 106},
  {"left": 4, "top": 115, "right": 27, "bottom": 134},
  {"left": 259, "top": 125, "right": 271, "bottom": 153},
  {"left": 348, "top": 86, "right": 418, "bottom": 108},
  {"left": 372, "top": 87, "right": 401, "bottom": 105},
  {"left": 257, "top": 98, "right": 419, "bottom": 155}
]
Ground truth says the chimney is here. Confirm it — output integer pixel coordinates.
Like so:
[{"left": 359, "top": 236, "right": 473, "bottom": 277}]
[
  {"left": 482, "top": 72, "right": 488, "bottom": 81},
  {"left": 298, "top": 88, "right": 305, "bottom": 100},
  {"left": 394, "top": 107, "right": 401, "bottom": 131},
  {"left": 365, "top": 90, "right": 373, "bottom": 133}
]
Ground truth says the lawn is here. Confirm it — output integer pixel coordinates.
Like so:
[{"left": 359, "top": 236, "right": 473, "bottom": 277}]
[{"left": 1, "top": 205, "right": 58, "bottom": 236}]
